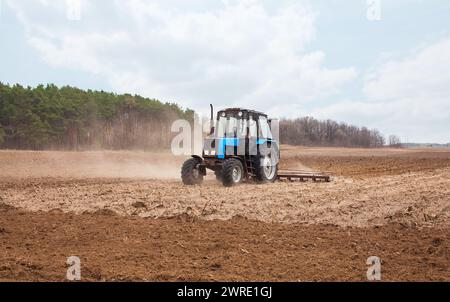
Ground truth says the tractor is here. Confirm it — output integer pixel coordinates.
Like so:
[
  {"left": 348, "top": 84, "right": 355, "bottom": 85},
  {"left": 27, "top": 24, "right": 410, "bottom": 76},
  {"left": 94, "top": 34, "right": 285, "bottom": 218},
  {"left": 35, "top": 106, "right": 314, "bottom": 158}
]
[{"left": 181, "top": 105, "right": 280, "bottom": 187}]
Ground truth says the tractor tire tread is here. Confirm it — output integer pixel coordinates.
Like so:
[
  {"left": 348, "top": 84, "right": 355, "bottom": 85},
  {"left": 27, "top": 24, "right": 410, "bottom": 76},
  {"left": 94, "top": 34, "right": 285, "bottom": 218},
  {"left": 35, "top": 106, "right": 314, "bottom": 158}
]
[
  {"left": 181, "top": 158, "right": 203, "bottom": 185},
  {"left": 222, "top": 158, "right": 244, "bottom": 187}
]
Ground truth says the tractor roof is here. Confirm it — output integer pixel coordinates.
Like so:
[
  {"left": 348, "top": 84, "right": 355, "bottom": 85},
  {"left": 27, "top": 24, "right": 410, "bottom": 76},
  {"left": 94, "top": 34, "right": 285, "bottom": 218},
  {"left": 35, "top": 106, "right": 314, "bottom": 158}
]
[{"left": 219, "top": 108, "right": 268, "bottom": 118}]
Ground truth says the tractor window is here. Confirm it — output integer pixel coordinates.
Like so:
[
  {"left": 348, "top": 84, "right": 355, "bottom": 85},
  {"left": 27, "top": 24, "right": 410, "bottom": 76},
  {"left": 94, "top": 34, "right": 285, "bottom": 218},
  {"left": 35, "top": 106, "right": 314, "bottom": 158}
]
[
  {"left": 216, "top": 116, "right": 245, "bottom": 138},
  {"left": 259, "top": 117, "right": 272, "bottom": 139},
  {"left": 226, "top": 117, "right": 238, "bottom": 137},
  {"left": 237, "top": 118, "right": 247, "bottom": 138},
  {"left": 249, "top": 117, "right": 257, "bottom": 138},
  {"left": 216, "top": 116, "right": 227, "bottom": 137}
]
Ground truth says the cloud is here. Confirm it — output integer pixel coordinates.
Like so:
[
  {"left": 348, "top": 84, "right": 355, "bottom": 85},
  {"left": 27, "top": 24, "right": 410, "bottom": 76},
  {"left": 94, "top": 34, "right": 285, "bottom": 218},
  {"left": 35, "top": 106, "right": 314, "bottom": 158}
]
[
  {"left": 364, "top": 39, "right": 450, "bottom": 101},
  {"left": 9, "top": 0, "right": 447, "bottom": 143},
  {"left": 6, "top": 0, "right": 357, "bottom": 116},
  {"left": 311, "top": 39, "right": 450, "bottom": 143}
]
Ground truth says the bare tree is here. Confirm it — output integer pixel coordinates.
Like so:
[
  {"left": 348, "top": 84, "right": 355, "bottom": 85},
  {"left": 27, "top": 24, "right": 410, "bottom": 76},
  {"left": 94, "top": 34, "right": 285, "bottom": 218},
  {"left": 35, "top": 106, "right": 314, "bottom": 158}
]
[
  {"left": 279, "top": 117, "right": 387, "bottom": 148},
  {"left": 388, "top": 135, "right": 402, "bottom": 148}
]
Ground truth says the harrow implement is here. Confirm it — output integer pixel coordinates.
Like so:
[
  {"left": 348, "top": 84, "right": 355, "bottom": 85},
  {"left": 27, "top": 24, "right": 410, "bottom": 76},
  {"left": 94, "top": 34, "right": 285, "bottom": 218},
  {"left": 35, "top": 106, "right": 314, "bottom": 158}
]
[{"left": 277, "top": 170, "right": 332, "bottom": 182}]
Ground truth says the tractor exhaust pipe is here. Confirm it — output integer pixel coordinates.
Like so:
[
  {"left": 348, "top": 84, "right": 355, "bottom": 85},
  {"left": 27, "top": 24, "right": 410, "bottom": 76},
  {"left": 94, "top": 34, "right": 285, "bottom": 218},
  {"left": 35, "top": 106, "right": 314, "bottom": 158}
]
[{"left": 210, "top": 104, "right": 215, "bottom": 134}]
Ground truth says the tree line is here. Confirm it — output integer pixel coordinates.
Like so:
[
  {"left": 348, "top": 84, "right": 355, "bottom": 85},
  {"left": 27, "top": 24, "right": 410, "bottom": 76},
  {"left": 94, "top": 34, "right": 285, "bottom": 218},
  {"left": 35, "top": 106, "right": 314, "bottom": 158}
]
[
  {"left": 279, "top": 117, "right": 386, "bottom": 148},
  {"left": 0, "top": 83, "right": 194, "bottom": 150},
  {"left": 0, "top": 83, "right": 391, "bottom": 150}
]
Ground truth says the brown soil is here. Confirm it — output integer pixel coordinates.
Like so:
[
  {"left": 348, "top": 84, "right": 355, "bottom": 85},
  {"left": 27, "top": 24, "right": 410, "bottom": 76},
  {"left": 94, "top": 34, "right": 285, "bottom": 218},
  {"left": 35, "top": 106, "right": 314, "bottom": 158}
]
[
  {"left": 281, "top": 146, "right": 450, "bottom": 177},
  {"left": 0, "top": 205, "right": 448, "bottom": 282},
  {"left": 0, "top": 147, "right": 449, "bottom": 281}
]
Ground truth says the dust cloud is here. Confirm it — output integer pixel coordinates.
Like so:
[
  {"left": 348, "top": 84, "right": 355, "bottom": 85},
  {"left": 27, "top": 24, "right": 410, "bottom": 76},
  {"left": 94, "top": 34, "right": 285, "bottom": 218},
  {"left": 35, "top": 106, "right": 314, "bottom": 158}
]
[{"left": 0, "top": 150, "right": 185, "bottom": 180}]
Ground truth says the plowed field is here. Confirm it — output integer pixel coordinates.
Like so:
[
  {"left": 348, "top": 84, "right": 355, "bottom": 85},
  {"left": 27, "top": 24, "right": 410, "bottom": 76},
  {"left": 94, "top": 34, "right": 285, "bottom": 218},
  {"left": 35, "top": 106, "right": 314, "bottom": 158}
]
[{"left": 0, "top": 147, "right": 448, "bottom": 281}]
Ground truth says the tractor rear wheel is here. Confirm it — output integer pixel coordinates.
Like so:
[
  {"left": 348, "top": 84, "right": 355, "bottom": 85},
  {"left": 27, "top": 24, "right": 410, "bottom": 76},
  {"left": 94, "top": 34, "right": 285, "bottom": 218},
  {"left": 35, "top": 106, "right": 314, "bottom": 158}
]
[
  {"left": 222, "top": 158, "right": 244, "bottom": 187},
  {"left": 181, "top": 158, "right": 204, "bottom": 185},
  {"left": 253, "top": 155, "right": 278, "bottom": 183}
]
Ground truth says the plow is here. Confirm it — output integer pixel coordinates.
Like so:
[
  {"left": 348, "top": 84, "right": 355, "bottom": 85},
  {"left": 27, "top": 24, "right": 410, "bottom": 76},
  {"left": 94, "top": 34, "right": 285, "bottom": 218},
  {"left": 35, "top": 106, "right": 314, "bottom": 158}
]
[{"left": 181, "top": 105, "right": 332, "bottom": 187}]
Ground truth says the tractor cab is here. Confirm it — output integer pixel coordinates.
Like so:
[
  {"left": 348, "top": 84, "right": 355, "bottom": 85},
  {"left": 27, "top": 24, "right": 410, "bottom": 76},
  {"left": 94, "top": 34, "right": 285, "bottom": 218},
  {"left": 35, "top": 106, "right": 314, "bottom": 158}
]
[{"left": 203, "top": 108, "right": 274, "bottom": 158}]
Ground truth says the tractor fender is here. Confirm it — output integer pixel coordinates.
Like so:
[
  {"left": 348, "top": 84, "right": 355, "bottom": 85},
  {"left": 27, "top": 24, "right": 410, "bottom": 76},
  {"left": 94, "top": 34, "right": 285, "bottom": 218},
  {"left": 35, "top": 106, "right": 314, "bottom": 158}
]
[
  {"left": 214, "top": 155, "right": 247, "bottom": 170},
  {"left": 191, "top": 155, "right": 203, "bottom": 162},
  {"left": 229, "top": 156, "right": 245, "bottom": 165}
]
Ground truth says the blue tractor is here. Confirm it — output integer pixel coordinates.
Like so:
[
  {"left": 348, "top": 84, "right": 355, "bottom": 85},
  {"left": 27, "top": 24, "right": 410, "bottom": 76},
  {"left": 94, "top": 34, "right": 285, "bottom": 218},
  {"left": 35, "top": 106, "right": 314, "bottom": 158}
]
[{"left": 181, "top": 105, "right": 280, "bottom": 187}]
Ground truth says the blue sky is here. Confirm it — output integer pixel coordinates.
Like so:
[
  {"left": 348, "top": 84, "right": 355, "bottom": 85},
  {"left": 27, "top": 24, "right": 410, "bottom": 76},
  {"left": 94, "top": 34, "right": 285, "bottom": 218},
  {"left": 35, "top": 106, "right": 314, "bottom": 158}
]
[{"left": 1, "top": 0, "right": 449, "bottom": 143}]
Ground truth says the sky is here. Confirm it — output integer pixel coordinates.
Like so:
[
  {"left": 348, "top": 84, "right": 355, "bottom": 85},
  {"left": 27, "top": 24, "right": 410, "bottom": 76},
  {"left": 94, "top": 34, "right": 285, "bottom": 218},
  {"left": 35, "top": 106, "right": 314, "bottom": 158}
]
[{"left": 0, "top": 0, "right": 449, "bottom": 143}]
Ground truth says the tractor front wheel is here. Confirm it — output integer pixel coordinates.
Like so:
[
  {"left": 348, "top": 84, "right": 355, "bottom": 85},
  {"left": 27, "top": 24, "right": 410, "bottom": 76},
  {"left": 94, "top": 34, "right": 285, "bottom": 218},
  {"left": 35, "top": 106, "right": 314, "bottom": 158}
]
[
  {"left": 181, "top": 158, "right": 204, "bottom": 185},
  {"left": 222, "top": 158, "right": 244, "bottom": 187}
]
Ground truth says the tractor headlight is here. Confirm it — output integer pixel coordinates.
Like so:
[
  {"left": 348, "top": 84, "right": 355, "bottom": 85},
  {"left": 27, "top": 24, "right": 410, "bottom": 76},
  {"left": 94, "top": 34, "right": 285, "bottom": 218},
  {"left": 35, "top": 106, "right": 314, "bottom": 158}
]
[
  {"left": 204, "top": 150, "right": 215, "bottom": 156},
  {"left": 204, "top": 147, "right": 216, "bottom": 156}
]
